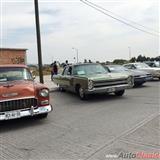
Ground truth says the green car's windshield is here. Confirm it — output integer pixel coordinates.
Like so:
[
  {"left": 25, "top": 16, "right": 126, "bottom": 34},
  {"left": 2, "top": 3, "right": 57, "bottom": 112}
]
[
  {"left": 0, "top": 67, "right": 33, "bottom": 82},
  {"left": 73, "top": 64, "right": 108, "bottom": 75}
]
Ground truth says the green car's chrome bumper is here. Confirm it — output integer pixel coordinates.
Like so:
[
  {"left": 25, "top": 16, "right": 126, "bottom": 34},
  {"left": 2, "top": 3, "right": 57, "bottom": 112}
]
[{"left": 85, "top": 84, "right": 131, "bottom": 94}]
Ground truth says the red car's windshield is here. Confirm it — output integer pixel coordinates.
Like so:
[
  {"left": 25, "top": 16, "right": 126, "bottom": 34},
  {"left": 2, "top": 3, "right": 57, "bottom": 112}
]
[{"left": 0, "top": 67, "right": 33, "bottom": 82}]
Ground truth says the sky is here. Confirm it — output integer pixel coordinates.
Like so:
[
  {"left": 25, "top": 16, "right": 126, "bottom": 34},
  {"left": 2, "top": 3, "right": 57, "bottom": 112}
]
[{"left": 0, "top": 0, "right": 159, "bottom": 64}]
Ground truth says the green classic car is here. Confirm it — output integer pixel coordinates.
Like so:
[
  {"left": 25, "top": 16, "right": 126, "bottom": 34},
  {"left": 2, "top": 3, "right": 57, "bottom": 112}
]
[{"left": 53, "top": 63, "right": 134, "bottom": 100}]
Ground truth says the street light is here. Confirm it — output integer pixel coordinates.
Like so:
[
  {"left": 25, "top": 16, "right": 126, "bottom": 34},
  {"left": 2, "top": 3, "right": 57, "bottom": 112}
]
[
  {"left": 72, "top": 47, "right": 79, "bottom": 63},
  {"left": 128, "top": 46, "right": 131, "bottom": 60}
]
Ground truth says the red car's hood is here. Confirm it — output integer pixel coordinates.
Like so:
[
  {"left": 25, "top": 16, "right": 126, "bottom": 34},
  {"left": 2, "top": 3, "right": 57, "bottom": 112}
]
[{"left": 0, "top": 80, "right": 35, "bottom": 101}]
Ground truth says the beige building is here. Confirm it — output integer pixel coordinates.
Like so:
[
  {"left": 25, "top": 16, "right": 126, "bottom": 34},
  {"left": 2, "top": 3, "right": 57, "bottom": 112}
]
[{"left": 0, "top": 48, "right": 27, "bottom": 65}]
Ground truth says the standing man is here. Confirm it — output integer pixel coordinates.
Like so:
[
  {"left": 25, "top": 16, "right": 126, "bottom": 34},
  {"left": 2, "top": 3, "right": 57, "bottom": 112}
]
[
  {"left": 63, "top": 60, "right": 69, "bottom": 68},
  {"left": 53, "top": 61, "right": 58, "bottom": 75},
  {"left": 51, "top": 61, "right": 58, "bottom": 80}
]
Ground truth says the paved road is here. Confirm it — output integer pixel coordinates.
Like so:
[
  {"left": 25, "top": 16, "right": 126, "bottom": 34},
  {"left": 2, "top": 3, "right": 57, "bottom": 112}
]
[
  {"left": 0, "top": 81, "right": 159, "bottom": 160},
  {"left": 35, "top": 75, "right": 58, "bottom": 91}
]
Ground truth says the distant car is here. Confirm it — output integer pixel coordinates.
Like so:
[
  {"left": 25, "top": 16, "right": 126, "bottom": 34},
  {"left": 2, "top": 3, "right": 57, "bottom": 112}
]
[
  {"left": 144, "top": 61, "right": 160, "bottom": 68},
  {"left": 0, "top": 65, "right": 52, "bottom": 121},
  {"left": 107, "top": 65, "right": 152, "bottom": 86},
  {"left": 52, "top": 63, "right": 134, "bottom": 100},
  {"left": 123, "top": 63, "right": 160, "bottom": 80}
]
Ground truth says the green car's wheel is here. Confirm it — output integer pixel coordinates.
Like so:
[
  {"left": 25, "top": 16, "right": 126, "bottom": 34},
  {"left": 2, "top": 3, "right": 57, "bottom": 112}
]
[
  {"left": 78, "top": 87, "right": 87, "bottom": 100},
  {"left": 114, "top": 90, "right": 125, "bottom": 96}
]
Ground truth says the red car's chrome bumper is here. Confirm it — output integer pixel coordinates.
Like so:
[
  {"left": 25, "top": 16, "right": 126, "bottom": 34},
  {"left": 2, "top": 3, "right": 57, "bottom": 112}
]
[{"left": 0, "top": 105, "right": 52, "bottom": 121}]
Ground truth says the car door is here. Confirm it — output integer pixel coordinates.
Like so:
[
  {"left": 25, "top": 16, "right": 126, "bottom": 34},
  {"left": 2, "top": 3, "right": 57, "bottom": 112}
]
[
  {"left": 52, "top": 67, "right": 67, "bottom": 86},
  {"left": 60, "top": 66, "right": 74, "bottom": 89}
]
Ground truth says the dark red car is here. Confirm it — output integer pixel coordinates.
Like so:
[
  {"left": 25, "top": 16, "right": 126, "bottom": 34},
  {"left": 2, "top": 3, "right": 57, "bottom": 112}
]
[{"left": 0, "top": 65, "right": 52, "bottom": 120}]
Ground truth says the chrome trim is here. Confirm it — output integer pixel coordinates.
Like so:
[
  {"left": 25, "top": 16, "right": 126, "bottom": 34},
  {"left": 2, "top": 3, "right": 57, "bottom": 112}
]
[
  {"left": 85, "top": 84, "right": 131, "bottom": 94},
  {"left": 0, "top": 105, "right": 52, "bottom": 121},
  {"left": 0, "top": 98, "right": 38, "bottom": 112},
  {"left": 93, "top": 80, "right": 127, "bottom": 87}
]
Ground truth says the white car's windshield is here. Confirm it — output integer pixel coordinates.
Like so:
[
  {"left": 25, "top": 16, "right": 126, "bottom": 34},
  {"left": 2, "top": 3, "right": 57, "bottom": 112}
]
[
  {"left": 108, "top": 65, "right": 128, "bottom": 72},
  {"left": 135, "top": 63, "right": 150, "bottom": 69},
  {"left": 0, "top": 67, "right": 33, "bottom": 82},
  {"left": 73, "top": 64, "right": 108, "bottom": 75}
]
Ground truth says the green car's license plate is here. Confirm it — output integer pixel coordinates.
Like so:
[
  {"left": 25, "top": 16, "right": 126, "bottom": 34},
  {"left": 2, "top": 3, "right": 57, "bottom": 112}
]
[{"left": 107, "top": 88, "right": 115, "bottom": 92}]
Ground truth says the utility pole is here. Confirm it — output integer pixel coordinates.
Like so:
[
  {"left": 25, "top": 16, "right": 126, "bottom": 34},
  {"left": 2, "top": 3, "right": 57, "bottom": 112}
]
[{"left": 34, "top": 0, "right": 44, "bottom": 83}]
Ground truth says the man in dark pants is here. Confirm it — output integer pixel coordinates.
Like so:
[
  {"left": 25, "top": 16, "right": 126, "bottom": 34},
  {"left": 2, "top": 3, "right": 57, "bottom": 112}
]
[{"left": 51, "top": 61, "right": 58, "bottom": 81}]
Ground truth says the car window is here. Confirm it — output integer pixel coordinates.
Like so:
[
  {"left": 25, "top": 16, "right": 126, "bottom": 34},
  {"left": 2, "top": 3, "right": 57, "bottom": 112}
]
[
  {"left": 62, "top": 66, "right": 72, "bottom": 76},
  {"left": 62, "top": 67, "right": 68, "bottom": 75},
  {"left": 124, "top": 65, "right": 131, "bottom": 69},
  {"left": 0, "top": 67, "right": 33, "bottom": 82},
  {"left": 108, "top": 65, "right": 127, "bottom": 72},
  {"left": 135, "top": 63, "right": 150, "bottom": 69},
  {"left": 73, "top": 64, "right": 108, "bottom": 75},
  {"left": 68, "top": 67, "right": 72, "bottom": 75}
]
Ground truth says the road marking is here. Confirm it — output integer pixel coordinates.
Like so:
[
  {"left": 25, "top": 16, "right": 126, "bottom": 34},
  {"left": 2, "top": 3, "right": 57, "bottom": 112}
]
[{"left": 85, "top": 112, "right": 159, "bottom": 160}]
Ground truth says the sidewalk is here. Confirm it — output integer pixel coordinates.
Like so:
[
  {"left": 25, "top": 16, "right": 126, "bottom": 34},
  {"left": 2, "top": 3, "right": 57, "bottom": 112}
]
[{"left": 35, "top": 75, "right": 58, "bottom": 92}]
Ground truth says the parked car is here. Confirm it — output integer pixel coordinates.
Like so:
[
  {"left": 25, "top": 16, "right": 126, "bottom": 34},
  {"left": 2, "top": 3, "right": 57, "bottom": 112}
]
[
  {"left": 144, "top": 61, "right": 160, "bottom": 68},
  {"left": 106, "top": 65, "right": 152, "bottom": 86},
  {"left": 0, "top": 65, "right": 52, "bottom": 121},
  {"left": 53, "top": 63, "right": 134, "bottom": 100},
  {"left": 123, "top": 63, "right": 160, "bottom": 80}
]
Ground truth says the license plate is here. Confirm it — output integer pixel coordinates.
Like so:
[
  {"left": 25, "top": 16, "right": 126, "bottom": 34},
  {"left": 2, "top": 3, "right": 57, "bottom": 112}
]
[
  {"left": 107, "top": 88, "right": 115, "bottom": 92},
  {"left": 39, "top": 107, "right": 48, "bottom": 112},
  {"left": 5, "top": 111, "right": 21, "bottom": 120}
]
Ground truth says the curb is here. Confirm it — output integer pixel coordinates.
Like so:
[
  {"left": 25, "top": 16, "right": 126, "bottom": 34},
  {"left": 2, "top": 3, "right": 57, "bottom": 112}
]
[{"left": 49, "top": 87, "right": 59, "bottom": 92}]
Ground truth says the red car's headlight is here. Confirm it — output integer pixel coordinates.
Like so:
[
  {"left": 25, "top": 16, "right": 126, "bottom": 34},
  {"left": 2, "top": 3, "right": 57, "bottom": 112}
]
[{"left": 39, "top": 89, "right": 49, "bottom": 97}]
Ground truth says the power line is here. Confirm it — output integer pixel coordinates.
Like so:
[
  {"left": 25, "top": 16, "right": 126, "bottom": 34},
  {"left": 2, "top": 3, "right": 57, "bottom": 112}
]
[
  {"left": 85, "top": 0, "right": 159, "bottom": 34},
  {"left": 80, "top": 0, "right": 159, "bottom": 37}
]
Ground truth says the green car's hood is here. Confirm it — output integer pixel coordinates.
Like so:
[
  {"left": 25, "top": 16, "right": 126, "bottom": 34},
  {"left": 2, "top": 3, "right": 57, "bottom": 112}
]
[{"left": 78, "top": 73, "right": 129, "bottom": 81}]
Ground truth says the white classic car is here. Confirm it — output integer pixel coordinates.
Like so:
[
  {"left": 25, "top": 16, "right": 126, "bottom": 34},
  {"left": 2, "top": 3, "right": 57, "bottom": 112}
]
[{"left": 123, "top": 63, "right": 160, "bottom": 80}]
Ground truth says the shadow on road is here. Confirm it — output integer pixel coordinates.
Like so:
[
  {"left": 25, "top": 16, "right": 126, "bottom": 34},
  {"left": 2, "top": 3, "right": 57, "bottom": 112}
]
[
  {"left": 132, "top": 84, "right": 149, "bottom": 89},
  {"left": 0, "top": 116, "right": 47, "bottom": 133},
  {"left": 53, "top": 90, "right": 129, "bottom": 103}
]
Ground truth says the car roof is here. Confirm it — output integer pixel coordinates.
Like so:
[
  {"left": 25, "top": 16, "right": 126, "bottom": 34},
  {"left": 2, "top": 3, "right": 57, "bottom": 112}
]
[
  {"left": 107, "top": 64, "right": 121, "bottom": 67},
  {"left": 124, "top": 62, "right": 144, "bottom": 65},
  {"left": 0, "top": 64, "right": 28, "bottom": 68},
  {"left": 68, "top": 63, "right": 100, "bottom": 67}
]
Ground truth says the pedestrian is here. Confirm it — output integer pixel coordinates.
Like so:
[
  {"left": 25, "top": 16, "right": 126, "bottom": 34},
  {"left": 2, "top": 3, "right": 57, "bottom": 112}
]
[
  {"left": 51, "top": 61, "right": 58, "bottom": 81},
  {"left": 63, "top": 60, "right": 69, "bottom": 68},
  {"left": 53, "top": 61, "right": 58, "bottom": 75}
]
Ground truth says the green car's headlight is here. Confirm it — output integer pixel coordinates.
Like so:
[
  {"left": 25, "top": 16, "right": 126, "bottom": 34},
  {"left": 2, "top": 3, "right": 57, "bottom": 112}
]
[
  {"left": 39, "top": 89, "right": 49, "bottom": 97},
  {"left": 88, "top": 80, "right": 94, "bottom": 90}
]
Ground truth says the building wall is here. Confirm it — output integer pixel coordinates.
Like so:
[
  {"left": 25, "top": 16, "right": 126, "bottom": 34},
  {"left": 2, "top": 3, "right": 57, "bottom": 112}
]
[{"left": 0, "top": 49, "right": 26, "bottom": 65}]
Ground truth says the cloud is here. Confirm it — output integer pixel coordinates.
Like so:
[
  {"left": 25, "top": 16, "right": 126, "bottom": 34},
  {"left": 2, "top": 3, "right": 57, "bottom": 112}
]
[{"left": 1, "top": 0, "right": 159, "bottom": 64}]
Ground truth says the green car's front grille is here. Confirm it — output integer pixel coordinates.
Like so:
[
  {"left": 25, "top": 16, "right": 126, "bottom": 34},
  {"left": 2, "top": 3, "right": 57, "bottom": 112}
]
[{"left": 93, "top": 79, "right": 127, "bottom": 88}]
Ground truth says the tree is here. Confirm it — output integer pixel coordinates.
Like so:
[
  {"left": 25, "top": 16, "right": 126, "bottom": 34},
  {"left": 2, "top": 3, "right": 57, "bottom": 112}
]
[
  {"left": 113, "top": 59, "right": 128, "bottom": 65},
  {"left": 137, "top": 55, "right": 144, "bottom": 62},
  {"left": 129, "top": 57, "right": 136, "bottom": 62}
]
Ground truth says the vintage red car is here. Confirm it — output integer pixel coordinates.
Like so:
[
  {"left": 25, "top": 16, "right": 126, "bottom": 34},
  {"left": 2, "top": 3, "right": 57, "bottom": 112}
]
[{"left": 0, "top": 65, "right": 52, "bottom": 120}]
